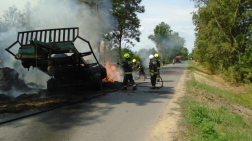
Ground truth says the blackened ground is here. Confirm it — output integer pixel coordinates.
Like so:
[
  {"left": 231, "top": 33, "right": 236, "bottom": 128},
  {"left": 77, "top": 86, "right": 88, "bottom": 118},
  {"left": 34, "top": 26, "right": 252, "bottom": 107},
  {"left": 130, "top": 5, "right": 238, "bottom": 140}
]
[{"left": 0, "top": 81, "right": 123, "bottom": 115}]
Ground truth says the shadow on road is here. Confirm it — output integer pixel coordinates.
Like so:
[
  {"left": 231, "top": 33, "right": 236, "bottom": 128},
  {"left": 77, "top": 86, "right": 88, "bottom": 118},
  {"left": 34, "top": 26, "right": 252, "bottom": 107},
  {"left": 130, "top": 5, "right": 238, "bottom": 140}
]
[{"left": 2, "top": 61, "right": 188, "bottom": 132}]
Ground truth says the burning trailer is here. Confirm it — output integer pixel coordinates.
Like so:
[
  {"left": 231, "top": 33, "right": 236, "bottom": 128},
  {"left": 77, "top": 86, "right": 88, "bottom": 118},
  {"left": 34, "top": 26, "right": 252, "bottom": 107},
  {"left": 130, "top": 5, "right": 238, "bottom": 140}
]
[{"left": 5, "top": 27, "right": 107, "bottom": 91}]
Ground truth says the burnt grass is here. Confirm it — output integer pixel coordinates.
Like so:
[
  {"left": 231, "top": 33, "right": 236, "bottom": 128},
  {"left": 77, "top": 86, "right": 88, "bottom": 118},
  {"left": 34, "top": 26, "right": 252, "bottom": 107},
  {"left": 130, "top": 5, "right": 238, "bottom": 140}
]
[{"left": 0, "top": 81, "right": 123, "bottom": 115}]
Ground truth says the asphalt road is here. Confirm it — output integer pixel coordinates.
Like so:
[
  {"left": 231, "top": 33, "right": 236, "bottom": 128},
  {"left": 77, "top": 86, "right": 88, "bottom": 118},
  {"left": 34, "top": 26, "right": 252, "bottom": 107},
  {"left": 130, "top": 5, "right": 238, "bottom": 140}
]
[{"left": 0, "top": 60, "right": 188, "bottom": 141}]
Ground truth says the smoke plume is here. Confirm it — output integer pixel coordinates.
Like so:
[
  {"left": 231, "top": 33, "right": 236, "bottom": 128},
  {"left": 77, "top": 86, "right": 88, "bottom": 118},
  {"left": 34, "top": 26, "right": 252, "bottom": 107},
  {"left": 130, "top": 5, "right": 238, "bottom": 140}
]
[{"left": 0, "top": 0, "right": 114, "bottom": 90}]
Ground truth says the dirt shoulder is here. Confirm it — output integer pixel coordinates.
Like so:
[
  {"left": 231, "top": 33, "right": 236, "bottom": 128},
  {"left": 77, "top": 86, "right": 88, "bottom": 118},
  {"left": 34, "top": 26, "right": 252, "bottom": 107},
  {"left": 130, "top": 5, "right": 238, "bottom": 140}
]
[{"left": 146, "top": 65, "right": 188, "bottom": 141}]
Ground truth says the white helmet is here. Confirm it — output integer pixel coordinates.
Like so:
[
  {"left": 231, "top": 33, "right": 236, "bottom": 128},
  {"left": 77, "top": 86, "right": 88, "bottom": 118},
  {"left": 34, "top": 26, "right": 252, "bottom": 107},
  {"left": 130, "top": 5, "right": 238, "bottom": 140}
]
[{"left": 149, "top": 54, "right": 154, "bottom": 59}]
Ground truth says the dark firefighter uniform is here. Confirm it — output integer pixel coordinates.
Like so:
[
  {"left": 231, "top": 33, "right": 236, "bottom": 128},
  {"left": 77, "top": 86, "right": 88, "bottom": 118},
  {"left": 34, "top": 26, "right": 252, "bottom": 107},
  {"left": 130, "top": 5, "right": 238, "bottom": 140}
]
[
  {"left": 132, "top": 59, "right": 147, "bottom": 80},
  {"left": 122, "top": 53, "right": 137, "bottom": 90},
  {"left": 154, "top": 54, "right": 161, "bottom": 82},
  {"left": 149, "top": 55, "right": 158, "bottom": 89}
]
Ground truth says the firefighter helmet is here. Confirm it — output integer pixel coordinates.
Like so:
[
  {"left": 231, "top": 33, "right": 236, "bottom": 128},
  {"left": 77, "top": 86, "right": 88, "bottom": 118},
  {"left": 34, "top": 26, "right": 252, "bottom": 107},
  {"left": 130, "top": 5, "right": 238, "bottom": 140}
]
[
  {"left": 132, "top": 59, "right": 136, "bottom": 63},
  {"left": 124, "top": 53, "right": 130, "bottom": 58},
  {"left": 149, "top": 54, "right": 154, "bottom": 59},
  {"left": 154, "top": 54, "right": 159, "bottom": 58}
]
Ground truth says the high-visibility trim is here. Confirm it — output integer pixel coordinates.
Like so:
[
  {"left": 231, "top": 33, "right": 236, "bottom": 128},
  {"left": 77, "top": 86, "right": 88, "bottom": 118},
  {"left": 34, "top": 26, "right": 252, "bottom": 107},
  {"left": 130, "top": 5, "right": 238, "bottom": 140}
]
[
  {"left": 157, "top": 67, "right": 160, "bottom": 69},
  {"left": 132, "top": 84, "right": 136, "bottom": 87},
  {"left": 154, "top": 72, "right": 158, "bottom": 74},
  {"left": 151, "top": 70, "right": 154, "bottom": 72},
  {"left": 125, "top": 72, "right": 132, "bottom": 74},
  {"left": 153, "top": 62, "right": 157, "bottom": 64},
  {"left": 124, "top": 85, "right": 127, "bottom": 87},
  {"left": 152, "top": 86, "right": 155, "bottom": 87},
  {"left": 128, "top": 61, "right": 132, "bottom": 64}
]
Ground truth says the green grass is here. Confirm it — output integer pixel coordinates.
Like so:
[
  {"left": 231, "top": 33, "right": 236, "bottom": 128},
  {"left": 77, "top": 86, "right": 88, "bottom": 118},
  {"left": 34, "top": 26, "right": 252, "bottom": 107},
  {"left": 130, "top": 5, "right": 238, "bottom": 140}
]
[
  {"left": 188, "top": 61, "right": 252, "bottom": 110},
  {"left": 177, "top": 81, "right": 252, "bottom": 141},
  {"left": 188, "top": 78, "right": 252, "bottom": 110},
  {"left": 176, "top": 60, "right": 252, "bottom": 141}
]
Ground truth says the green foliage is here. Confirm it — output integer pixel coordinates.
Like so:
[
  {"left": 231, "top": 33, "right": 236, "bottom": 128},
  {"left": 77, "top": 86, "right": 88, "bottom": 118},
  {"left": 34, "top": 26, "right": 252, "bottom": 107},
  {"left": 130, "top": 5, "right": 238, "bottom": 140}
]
[
  {"left": 190, "top": 106, "right": 209, "bottom": 125},
  {"left": 191, "top": 0, "right": 252, "bottom": 83},
  {"left": 106, "top": 0, "right": 145, "bottom": 63},
  {"left": 148, "top": 22, "right": 188, "bottom": 64},
  {"left": 199, "top": 118, "right": 222, "bottom": 140}
]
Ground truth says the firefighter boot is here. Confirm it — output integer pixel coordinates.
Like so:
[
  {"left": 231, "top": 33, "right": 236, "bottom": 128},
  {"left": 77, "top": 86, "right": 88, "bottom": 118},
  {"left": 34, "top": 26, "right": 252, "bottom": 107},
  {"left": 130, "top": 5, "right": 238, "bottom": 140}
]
[{"left": 150, "top": 86, "right": 155, "bottom": 89}]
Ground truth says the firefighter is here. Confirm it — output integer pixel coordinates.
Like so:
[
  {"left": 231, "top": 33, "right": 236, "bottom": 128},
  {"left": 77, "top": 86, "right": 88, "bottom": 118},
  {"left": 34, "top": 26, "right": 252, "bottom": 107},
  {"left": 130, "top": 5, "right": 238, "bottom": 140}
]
[
  {"left": 132, "top": 59, "right": 147, "bottom": 80},
  {"left": 149, "top": 54, "right": 158, "bottom": 89},
  {"left": 154, "top": 54, "right": 161, "bottom": 82},
  {"left": 121, "top": 53, "right": 137, "bottom": 90}
]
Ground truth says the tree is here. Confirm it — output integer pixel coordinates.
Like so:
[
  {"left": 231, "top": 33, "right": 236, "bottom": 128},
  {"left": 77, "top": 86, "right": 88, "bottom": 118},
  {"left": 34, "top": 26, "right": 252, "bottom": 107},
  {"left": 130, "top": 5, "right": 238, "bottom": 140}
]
[
  {"left": 107, "top": 0, "right": 145, "bottom": 63},
  {"left": 0, "top": 5, "right": 27, "bottom": 32},
  {"left": 148, "top": 22, "right": 188, "bottom": 64},
  {"left": 148, "top": 22, "right": 173, "bottom": 64},
  {"left": 192, "top": 0, "right": 252, "bottom": 82}
]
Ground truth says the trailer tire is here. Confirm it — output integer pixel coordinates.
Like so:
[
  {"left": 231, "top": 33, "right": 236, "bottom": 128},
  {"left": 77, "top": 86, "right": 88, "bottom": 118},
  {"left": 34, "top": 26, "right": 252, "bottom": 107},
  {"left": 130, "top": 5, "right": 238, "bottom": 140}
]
[
  {"left": 92, "top": 73, "right": 103, "bottom": 90},
  {"left": 47, "top": 78, "right": 58, "bottom": 92}
]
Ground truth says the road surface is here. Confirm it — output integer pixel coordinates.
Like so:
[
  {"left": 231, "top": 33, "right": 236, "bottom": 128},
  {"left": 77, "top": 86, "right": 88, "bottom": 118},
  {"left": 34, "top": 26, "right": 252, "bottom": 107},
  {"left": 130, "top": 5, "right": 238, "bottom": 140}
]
[{"left": 0, "top": 61, "right": 188, "bottom": 141}]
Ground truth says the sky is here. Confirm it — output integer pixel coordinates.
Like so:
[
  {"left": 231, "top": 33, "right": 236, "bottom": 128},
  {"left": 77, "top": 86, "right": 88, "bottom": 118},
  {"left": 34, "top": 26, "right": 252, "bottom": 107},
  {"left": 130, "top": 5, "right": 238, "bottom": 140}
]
[
  {"left": 133, "top": 0, "right": 197, "bottom": 53},
  {"left": 0, "top": 0, "right": 197, "bottom": 53}
]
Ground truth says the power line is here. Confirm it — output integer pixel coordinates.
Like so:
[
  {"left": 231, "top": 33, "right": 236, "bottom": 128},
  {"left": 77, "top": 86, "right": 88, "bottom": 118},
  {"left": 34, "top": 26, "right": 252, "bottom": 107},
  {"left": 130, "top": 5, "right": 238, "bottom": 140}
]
[{"left": 136, "top": 40, "right": 154, "bottom": 48}]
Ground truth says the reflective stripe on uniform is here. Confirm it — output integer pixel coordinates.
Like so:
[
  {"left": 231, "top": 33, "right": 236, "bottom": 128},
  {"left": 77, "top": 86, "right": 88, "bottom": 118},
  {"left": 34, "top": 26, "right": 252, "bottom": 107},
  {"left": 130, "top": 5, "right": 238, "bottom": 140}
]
[
  {"left": 132, "top": 84, "right": 136, "bottom": 87},
  {"left": 125, "top": 72, "right": 132, "bottom": 74},
  {"left": 154, "top": 72, "right": 157, "bottom": 74},
  {"left": 153, "top": 62, "right": 157, "bottom": 64},
  {"left": 124, "top": 85, "right": 127, "bottom": 87},
  {"left": 152, "top": 86, "right": 155, "bottom": 87},
  {"left": 151, "top": 70, "right": 154, "bottom": 72},
  {"left": 157, "top": 67, "right": 160, "bottom": 69}
]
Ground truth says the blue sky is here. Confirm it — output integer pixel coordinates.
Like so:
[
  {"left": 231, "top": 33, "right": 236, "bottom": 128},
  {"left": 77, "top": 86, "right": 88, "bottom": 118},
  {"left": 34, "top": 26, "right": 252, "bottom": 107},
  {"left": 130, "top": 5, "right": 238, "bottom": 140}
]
[
  {"left": 0, "top": 0, "right": 197, "bottom": 53},
  {"left": 133, "top": 0, "right": 197, "bottom": 53}
]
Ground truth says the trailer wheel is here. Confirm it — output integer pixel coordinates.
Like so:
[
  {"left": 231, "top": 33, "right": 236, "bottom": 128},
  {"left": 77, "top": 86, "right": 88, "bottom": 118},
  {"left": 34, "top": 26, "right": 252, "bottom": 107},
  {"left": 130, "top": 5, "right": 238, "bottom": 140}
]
[
  {"left": 92, "top": 73, "right": 103, "bottom": 90},
  {"left": 47, "top": 78, "right": 58, "bottom": 92}
]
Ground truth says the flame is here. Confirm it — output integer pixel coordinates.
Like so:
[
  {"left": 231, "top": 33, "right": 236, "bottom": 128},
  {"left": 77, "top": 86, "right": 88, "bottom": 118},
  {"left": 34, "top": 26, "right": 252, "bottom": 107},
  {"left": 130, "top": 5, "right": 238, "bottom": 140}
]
[{"left": 104, "top": 61, "right": 120, "bottom": 82}]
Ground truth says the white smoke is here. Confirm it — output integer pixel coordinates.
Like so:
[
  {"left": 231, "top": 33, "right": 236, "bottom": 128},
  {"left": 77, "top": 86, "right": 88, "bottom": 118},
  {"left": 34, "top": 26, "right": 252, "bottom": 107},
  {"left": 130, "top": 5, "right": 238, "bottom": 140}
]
[
  {"left": 138, "top": 50, "right": 151, "bottom": 68},
  {"left": 0, "top": 0, "right": 114, "bottom": 89}
]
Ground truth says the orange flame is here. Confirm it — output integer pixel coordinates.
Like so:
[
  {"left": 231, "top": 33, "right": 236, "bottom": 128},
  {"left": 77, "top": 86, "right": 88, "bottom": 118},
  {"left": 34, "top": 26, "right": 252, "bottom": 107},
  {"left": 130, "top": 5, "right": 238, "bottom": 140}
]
[{"left": 104, "top": 61, "right": 120, "bottom": 82}]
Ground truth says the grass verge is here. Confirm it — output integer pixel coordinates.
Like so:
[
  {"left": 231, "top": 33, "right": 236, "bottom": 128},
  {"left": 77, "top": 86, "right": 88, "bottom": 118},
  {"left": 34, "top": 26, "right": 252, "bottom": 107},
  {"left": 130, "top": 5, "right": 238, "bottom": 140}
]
[{"left": 176, "top": 60, "right": 252, "bottom": 141}]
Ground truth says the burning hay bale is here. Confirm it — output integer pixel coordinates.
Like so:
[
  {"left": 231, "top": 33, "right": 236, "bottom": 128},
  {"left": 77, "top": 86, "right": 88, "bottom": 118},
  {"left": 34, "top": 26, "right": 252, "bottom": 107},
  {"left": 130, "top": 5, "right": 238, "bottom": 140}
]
[
  {"left": 103, "top": 61, "right": 122, "bottom": 82},
  {"left": 0, "top": 67, "right": 31, "bottom": 92}
]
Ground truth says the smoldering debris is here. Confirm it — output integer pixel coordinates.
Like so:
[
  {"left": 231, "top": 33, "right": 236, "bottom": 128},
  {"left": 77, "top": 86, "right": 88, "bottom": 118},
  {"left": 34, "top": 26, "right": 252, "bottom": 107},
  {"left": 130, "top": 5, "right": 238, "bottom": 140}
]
[
  {"left": 0, "top": 94, "right": 13, "bottom": 102},
  {"left": 0, "top": 67, "right": 31, "bottom": 92},
  {"left": 0, "top": 80, "right": 123, "bottom": 115}
]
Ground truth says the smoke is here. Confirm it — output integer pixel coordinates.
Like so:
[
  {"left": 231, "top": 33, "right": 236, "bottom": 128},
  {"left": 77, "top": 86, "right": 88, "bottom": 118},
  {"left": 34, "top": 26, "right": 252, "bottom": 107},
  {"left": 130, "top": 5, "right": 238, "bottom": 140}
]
[
  {"left": 0, "top": 0, "right": 114, "bottom": 89},
  {"left": 137, "top": 49, "right": 152, "bottom": 68}
]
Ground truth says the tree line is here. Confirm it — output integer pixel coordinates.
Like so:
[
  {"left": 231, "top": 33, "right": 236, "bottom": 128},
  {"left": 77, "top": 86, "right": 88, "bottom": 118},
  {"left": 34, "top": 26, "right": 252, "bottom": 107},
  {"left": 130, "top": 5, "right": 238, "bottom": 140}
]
[
  {"left": 0, "top": 0, "right": 188, "bottom": 66},
  {"left": 191, "top": 0, "right": 252, "bottom": 83}
]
